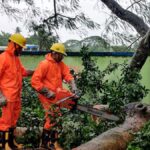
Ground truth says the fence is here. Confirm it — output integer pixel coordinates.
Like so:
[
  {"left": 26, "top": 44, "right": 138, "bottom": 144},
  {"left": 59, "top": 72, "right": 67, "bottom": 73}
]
[{"left": 0, "top": 50, "right": 134, "bottom": 57}]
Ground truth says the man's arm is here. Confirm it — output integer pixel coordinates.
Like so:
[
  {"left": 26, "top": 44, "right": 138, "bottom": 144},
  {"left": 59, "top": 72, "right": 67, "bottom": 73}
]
[
  {"left": 31, "top": 61, "right": 48, "bottom": 91},
  {"left": 61, "top": 62, "right": 79, "bottom": 94},
  {"left": 31, "top": 61, "right": 55, "bottom": 99},
  {"left": 0, "top": 54, "right": 7, "bottom": 107},
  {"left": 0, "top": 54, "right": 6, "bottom": 78}
]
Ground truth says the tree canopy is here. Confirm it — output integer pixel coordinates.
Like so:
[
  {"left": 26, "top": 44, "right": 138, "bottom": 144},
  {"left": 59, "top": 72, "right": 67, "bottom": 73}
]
[
  {"left": 1, "top": 0, "right": 150, "bottom": 69},
  {"left": 0, "top": 32, "right": 10, "bottom": 46}
]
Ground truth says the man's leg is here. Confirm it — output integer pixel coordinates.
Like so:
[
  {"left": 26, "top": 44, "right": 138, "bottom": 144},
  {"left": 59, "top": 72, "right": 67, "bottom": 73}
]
[
  {"left": 9, "top": 101, "right": 23, "bottom": 149},
  {"left": 40, "top": 102, "right": 56, "bottom": 149},
  {"left": 0, "top": 102, "right": 15, "bottom": 149}
]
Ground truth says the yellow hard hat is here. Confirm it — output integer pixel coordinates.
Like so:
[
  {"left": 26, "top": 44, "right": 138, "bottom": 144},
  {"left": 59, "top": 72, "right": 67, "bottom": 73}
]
[
  {"left": 50, "top": 43, "right": 67, "bottom": 56},
  {"left": 9, "top": 33, "right": 26, "bottom": 48}
]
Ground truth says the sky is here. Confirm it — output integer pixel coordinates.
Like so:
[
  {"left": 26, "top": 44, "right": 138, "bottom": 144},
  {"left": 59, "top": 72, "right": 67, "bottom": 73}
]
[{"left": 0, "top": 0, "right": 109, "bottom": 43}]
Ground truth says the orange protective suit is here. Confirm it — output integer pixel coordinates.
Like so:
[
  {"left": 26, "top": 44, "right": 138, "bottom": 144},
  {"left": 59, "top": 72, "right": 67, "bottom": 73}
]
[
  {"left": 31, "top": 53, "right": 74, "bottom": 129},
  {"left": 0, "top": 42, "right": 28, "bottom": 131}
]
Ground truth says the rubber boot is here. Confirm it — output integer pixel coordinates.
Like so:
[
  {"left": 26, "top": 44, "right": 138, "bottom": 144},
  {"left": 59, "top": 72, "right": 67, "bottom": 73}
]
[
  {"left": 0, "top": 131, "right": 12, "bottom": 150},
  {"left": 8, "top": 128, "right": 23, "bottom": 149},
  {"left": 40, "top": 129, "right": 55, "bottom": 150},
  {"left": 54, "top": 141, "right": 63, "bottom": 150},
  {"left": 50, "top": 131, "right": 63, "bottom": 150}
]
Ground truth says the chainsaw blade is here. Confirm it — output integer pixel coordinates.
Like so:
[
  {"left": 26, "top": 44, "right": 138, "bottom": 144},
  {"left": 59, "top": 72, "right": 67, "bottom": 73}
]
[
  {"left": 56, "top": 94, "right": 75, "bottom": 104},
  {"left": 77, "top": 104, "right": 119, "bottom": 121}
]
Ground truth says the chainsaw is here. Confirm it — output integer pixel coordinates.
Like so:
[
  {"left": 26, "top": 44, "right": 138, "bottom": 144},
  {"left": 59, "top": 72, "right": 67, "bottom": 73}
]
[{"left": 56, "top": 95, "right": 119, "bottom": 121}]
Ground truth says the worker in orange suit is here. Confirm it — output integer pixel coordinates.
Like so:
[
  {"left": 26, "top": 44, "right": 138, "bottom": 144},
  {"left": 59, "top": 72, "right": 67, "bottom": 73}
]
[
  {"left": 31, "top": 43, "right": 78, "bottom": 150},
  {"left": 0, "top": 33, "right": 34, "bottom": 150}
]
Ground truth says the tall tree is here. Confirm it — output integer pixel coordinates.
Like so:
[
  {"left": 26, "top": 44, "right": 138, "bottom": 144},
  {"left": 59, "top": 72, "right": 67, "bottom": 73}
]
[
  {"left": 98, "top": 0, "right": 150, "bottom": 70},
  {"left": 1, "top": 0, "right": 150, "bottom": 70}
]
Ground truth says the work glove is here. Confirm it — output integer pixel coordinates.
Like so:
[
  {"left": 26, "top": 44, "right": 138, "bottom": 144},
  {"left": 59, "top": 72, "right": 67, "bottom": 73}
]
[
  {"left": 69, "top": 80, "right": 79, "bottom": 95},
  {"left": 0, "top": 91, "right": 7, "bottom": 107},
  {"left": 39, "top": 87, "right": 56, "bottom": 99}
]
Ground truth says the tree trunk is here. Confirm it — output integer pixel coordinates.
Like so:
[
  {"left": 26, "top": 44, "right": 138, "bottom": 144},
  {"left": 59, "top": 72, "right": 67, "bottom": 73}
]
[
  {"left": 73, "top": 102, "right": 150, "bottom": 150},
  {"left": 100, "top": 0, "right": 150, "bottom": 70},
  {"left": 129, "top": 30, "right": 150, "bottom": 69}
]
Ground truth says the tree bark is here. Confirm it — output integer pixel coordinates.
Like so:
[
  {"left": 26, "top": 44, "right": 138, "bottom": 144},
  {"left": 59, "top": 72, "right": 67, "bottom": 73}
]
[
  {"left": 129, "top": 30, "right": 150, "bottom": 69},
  {"left": 100, "top": 0, "right": 150, "bottom": 70},
  {"left": 73, "top": 102, "right": 150, "bottom": 150}
]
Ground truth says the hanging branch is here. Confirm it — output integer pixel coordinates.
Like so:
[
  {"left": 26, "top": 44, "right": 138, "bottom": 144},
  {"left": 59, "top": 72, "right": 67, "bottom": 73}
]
[{"left": 53, "top": 0, "right": 58, "bottom": 27}]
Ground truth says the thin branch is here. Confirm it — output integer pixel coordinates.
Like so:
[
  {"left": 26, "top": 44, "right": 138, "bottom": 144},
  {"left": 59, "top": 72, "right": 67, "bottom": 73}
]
[
  {"left": 127, "top": 35, "right": 142, "bottom": 49},
  {"left": 102, "top": 0, "right": 146, "bottom": 35},
  {"left": 126, "top": 0, "right": 143, "bottom": 10},
  {"left": 53, "top": 0, "right": 58, "bottom": 27},
  {"left": 57, "top": 13, "right": 76, "bottom": 19}
]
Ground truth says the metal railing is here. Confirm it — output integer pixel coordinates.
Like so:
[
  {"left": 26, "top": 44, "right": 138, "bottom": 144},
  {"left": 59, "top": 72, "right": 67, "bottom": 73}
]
[{"left": 0, "top": 50, "right": 134, "bottom": 57}]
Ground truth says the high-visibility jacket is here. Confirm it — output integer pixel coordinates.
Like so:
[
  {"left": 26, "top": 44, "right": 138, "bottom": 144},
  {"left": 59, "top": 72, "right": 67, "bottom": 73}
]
[
  {"left": 0, "top": 42, "right": 28, "bottom": 102},
  {"left": 31, "top": 53, "right": 73, "bottom": 93}
]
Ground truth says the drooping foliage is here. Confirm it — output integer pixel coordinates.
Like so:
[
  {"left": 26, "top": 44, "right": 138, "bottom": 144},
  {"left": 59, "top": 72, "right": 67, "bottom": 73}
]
[{"left": 1, "top": 0, "right": 150, "bottom": 45}]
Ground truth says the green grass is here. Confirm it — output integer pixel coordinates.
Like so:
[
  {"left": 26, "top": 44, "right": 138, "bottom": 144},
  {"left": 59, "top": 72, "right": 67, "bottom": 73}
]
[{"left": 21, "top": 55, "right": 150, "bottom": 103}]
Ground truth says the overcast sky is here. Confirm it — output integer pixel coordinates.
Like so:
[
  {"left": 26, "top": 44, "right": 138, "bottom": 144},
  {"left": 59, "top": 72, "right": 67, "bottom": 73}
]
[{"left": 0, "top": 0, "right": 111, "bottom": 42}]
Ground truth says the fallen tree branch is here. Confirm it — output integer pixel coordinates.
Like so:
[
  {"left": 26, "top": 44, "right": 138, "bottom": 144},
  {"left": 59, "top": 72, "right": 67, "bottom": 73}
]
[{"left": 73, "top": 102, "right": 150, "bottom": 150}]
